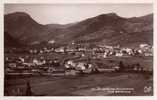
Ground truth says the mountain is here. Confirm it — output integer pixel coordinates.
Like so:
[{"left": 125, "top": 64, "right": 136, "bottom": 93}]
[
  {"left": 4, "top": 12, "right": 60, "bottom": 44},
  {"left": 62, "top": 13, "right": 153, "bottom": 47},
  {"left": 4, "top": 12, "right": 153, "bottom": 48},
  {"left": 4, "top": 31, "right": 23, "bottom": 47},
  {"left": 52, "top": 13, "right": 153, "bottom": 47}
]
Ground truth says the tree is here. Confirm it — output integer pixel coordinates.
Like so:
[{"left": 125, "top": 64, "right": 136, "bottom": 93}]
[
  {"left": 119, "top": 61, "right": 125, "bottom": 72},
  {"left": 26, "top": 81, "right": 32, "bottom": 96}
]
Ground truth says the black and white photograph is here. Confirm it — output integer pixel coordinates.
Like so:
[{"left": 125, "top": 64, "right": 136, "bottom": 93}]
[{"left": 4, "top": 4, "right": 153, "bottom": 96}]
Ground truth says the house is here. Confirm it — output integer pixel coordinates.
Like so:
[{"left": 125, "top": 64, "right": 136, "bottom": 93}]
[
  {"left": 78, "top": 48, "right": 86, "bottom": 52},
  {"left": 115, "top": 52, "right": 123, "bottom": 57},
  {"left": 64, "top": 60, "right": 76, "bottom": 70},
  {"left": 144, "top": 52, "right": 153, "bottom": 56},
  {"left": 103, "top": 52, "right": 108, "bottom": 58},
  {"left": 121, "top": 48, "right": 133, "bottom": 56},
  {"left": 55, "top": 47, "right": 65, "bottom": 53},
  {"left": 48, "top": 40, "right": 55, "bottom": 44},
  {"left": 39, "top": 50, "right": 44, "bottom": 54},
  {"left": 8, "top": 63, "right": 16, "bottom": 68},
  {"left": 18, "top": 57, "right": 25, "bottom": 63},
  {"left": 140, "top": 44, "right": 150, "bottom": 48},
  {"left": 23, "top": 63, "right": 35, "bottom": 67},
  {"left": 76, "top": 62, "right": 86, "bottom": 71}
]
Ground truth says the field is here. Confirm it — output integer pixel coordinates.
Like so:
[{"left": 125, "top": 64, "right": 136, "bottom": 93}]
[
  {"left": 5, "top": 53, "right": 153, "bottom": 70},
  {"left": 4, "top": 53, "right": 153, "bottom": 96},
  {"left": 5, "top": 72, "right": 153, "bottom": 96}
]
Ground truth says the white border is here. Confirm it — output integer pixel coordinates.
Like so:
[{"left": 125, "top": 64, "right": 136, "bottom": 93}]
[
  {"left": 0, "top": 0, "right": 4, "bottom": 99},
  {"left": 3, "top": 0, "right": 154, "bottom": 4},
  {"left": 0, "top": 0, "right": 156, "bottom": 100}
]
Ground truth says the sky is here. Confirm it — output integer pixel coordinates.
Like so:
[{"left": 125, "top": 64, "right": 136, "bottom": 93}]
[{"left": 4, "top": 4, "right": 153, "bottom": 25}]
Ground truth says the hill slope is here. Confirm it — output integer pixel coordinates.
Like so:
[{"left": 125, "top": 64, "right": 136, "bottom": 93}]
[
  {"left": 4, "top": 31, "right": 23, "bottom": 47},
  {"left": 4, "top": 12, "right": 153, "bottom": 47}
]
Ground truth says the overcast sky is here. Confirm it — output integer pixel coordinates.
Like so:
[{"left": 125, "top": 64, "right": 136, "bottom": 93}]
[{"left": 5, "top": 4, "right": 153, "bottom": 25}]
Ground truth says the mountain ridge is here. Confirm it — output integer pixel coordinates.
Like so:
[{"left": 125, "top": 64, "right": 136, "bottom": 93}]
[{"left": 4, "top": 12, "right": 153, "bottom": 48}]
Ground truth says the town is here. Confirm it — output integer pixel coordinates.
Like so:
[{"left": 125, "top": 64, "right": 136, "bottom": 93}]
[{"left": 5, "top": 42, "right": 153, "bottom": 76}]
